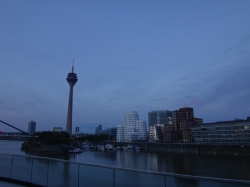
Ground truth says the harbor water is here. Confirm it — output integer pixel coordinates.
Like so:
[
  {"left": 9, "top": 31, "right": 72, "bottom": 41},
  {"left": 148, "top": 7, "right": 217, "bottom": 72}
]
[{"left": 0, "top": 140, "right": 250, "bottom": 181}]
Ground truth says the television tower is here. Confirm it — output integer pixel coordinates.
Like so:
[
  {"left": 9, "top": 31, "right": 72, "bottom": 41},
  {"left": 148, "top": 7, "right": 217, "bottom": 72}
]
[{"left": 66, "top": 60, "right": 78, "bottom": 136}]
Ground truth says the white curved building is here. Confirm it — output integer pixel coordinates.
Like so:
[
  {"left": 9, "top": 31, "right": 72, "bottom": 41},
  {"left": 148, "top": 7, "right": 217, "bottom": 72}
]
[
  {"left": 116, "top": 124, "right": 125, "bottom": 142},
  {"left": 116, "top": 111, "right": 148, "bottom": 142},
  {"left": 124, "top": 111, "right": 139, "bottom": 142},
  {"left": 136, "top": 120, "right": 147, "bottom": 141}
]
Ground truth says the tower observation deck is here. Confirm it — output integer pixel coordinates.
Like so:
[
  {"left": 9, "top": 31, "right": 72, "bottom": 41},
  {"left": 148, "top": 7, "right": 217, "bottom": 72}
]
[{"left": 66, "top": 62, "right": 78, "bottom": 136}]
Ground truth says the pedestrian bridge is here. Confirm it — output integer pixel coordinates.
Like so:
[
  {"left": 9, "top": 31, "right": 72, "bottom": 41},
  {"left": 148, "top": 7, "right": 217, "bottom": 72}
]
[{"left": 0, "top": 153, "right": 249, "bottom": 187}]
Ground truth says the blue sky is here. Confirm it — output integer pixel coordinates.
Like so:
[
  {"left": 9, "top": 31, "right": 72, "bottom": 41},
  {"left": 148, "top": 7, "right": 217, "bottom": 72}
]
[{"left": 1, "top": 0, "right": 250, "bottom": 133}]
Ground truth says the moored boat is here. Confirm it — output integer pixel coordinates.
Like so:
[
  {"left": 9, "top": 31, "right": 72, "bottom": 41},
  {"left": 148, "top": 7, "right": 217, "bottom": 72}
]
[
  {"left": 127, "top": 145, "right": 132, "bottom": 149},
  {"left": 135, "top": 146, "right": 141, "bottom": 151},
  {"left": 105, "top": 144, "right": 114, "bottom": 150},
  {"left": 97, "top": 145, "right": 105, "bottom": 151},
  {"left": 69, "top": 148, "right": 82, "bottom": 153}
]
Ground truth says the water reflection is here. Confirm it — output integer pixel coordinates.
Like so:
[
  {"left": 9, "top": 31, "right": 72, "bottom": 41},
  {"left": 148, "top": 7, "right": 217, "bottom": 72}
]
[
  {"left": 47, "top": 160, "right": 78, "bottom": 187},
  {"left": 170, "top": 153, "right": 197, "bottom": 175},
  {"left": 67, "top": 150, "right": 250, "bottom": 180},
  {"left": 0, "top": 140, "right": 25, "bottom": 155}
]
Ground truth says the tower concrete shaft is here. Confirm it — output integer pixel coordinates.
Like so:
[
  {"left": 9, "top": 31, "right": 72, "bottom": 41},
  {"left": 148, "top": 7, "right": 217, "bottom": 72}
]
[{"left": 66, "top": 65, "right": 78, "bottom": 137}]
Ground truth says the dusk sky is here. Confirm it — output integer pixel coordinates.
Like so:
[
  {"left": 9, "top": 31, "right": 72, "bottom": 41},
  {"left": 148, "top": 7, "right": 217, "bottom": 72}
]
[{"left": 1, "top": 1, "right": 250, "bottom": 133}]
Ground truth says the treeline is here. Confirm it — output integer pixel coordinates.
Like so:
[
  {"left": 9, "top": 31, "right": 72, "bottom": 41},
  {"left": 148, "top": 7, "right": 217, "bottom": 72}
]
[
  {"left": 29, "top": 131, "right": 113, "bottom": 144},
  {"left": 32, "top": 131, "right": 70, "bottom": 144},
  {"left": 22, "top": 132, "right": 114, "bottom": 153}
]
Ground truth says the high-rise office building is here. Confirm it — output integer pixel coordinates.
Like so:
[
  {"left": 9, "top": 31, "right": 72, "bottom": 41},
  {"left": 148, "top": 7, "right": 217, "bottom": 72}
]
[
  {"left": 95, "top": 124, "right": 102, "bottom": 135},
  {"left": 27, "top": 120, "right": 36, "bottom": 135},
  {"left": 66, "top": 62, "right": 78, "bottom": 137},
  {"left": 75, "top": 127, "right": 80, "bottom": 134},
  {"left": 96, "top": 127, "right": 117, "bottom": 138},
  {"left": 148, "top": 110, "right": 172, "bottom": 128}
]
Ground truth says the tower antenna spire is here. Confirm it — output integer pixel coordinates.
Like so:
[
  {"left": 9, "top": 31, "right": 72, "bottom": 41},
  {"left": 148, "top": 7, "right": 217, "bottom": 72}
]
[{"left": 72, "top": 59, "right": 74, "bottom": 73}]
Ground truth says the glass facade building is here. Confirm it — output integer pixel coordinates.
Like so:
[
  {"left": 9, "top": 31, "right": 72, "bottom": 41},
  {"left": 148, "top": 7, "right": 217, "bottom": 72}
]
[
  {"left": 95, "top": 126, "right": 117, "bottom": 138},
  {"left": 27, "top": 120, "right": 36, "bottom": 135},
  {"left": 148, "top": 110, "right": 172, "bottom": 129},
  {"left": 191, "top": 118, "right": 250, "bottom": 142},
  {"left": 95, "top": 124, "right": 102, "bottom": 135}
]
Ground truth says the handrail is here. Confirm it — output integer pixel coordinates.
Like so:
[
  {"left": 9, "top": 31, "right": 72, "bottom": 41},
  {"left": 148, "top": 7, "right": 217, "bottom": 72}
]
[{"left": 0, "top": 153, "right": 250, "bottom": 186}]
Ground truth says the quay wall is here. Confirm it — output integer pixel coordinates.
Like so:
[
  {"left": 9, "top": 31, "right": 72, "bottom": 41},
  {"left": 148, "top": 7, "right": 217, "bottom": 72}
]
[
  {"left": 0, "top": 136, "right": 29, "bottom": 141},
  {"left": 106, "top": 142, "right": 250, "bottom": 156}
]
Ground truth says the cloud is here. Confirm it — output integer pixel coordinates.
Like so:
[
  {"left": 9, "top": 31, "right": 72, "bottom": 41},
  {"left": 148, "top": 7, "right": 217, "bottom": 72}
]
[
  {"left": 218, "top": 33, "right": 250, "bottom": 57},
  {"left": 183, "top": 99, "right": 203, "bottom": 106},
  {"left": 198, "top": 65, "right": 250, "bottom": 121}
]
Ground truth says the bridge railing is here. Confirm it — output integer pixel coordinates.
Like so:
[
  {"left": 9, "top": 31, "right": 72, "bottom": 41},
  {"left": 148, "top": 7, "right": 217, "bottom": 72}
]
[{"left": 0, "top": 153, "right": 249, "bottom": 187}]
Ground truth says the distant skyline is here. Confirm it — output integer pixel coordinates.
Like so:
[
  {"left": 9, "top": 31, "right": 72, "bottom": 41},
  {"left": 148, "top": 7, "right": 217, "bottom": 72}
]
[{"left": 1, "top": 1, "right": 250, "bottom": 133}]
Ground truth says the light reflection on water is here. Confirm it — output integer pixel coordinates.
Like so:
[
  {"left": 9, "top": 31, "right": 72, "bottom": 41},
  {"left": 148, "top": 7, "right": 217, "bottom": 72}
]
[
  {"left": 69, "top": 150, "right": 250, "bottom": 180},
  {"left": 1, "top": 140, "right": 250, "bottom": 181}
]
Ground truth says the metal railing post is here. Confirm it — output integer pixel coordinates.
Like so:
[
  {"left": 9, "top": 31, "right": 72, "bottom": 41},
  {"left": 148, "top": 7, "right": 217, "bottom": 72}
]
[
  {"left": 46, "top": 159, "right": 50, "bottom": 187},
  {"left": 113, "top": 168, "right": 115, "bottom": 187},
  {"left": 30, "top": 157, "right": 34, "bottom": 184},
  {"left": 164, "top": 175, "right": 166, "bottom": 187},
  {"left": 10, "top": 155, "right": 13, "bottom": 179},
  {"left": 78, "top": 164, "right": 80, "bottom": 187}
]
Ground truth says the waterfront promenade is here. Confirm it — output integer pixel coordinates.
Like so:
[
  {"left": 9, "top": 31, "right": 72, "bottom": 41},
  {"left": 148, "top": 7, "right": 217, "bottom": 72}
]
[{"left": 1, "top": 153, "right": 250, "bottom": 187}]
